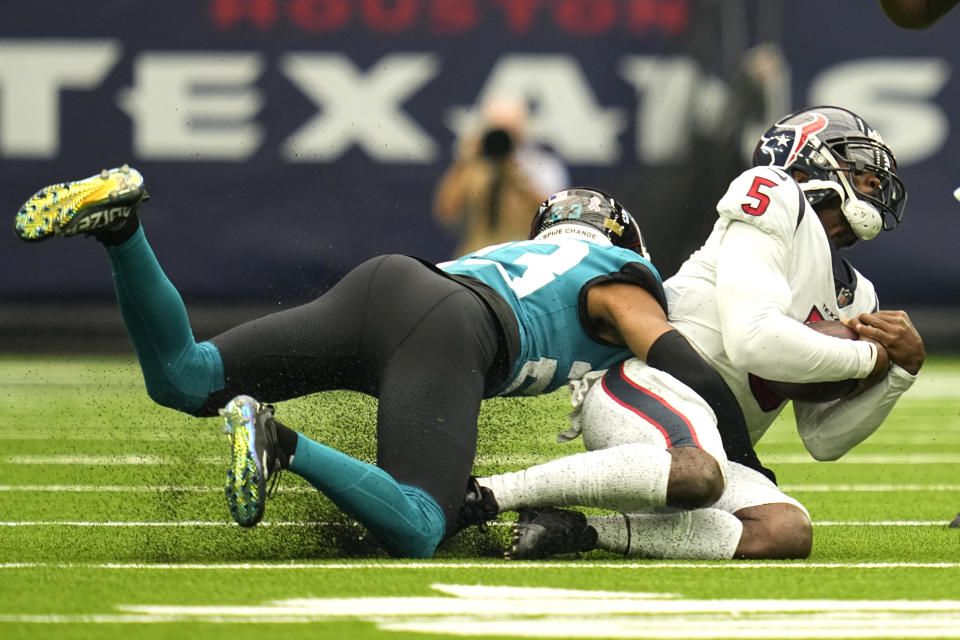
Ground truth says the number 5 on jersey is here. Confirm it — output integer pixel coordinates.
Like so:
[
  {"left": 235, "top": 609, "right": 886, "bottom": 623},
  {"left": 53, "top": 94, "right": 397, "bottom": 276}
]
[{"left": 741, "top": 176, "right": 778, "bottom": 216}]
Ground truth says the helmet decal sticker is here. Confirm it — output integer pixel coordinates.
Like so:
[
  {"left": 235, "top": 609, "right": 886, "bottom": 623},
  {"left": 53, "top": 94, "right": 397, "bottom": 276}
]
[
  {"left": 783, "top": 112, "right": 828, "bottom": 167},
  {"left": 603, "top": 217, "right": 624, "bottom": 236},
  {"left": 751, "top": 106, "right": 907, "bottom": 238}
]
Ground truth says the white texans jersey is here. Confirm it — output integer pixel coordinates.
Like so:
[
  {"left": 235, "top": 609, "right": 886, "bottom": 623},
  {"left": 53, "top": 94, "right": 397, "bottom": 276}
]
[{"left": 664, "top": 166, "right": 880, "bottom": 443}]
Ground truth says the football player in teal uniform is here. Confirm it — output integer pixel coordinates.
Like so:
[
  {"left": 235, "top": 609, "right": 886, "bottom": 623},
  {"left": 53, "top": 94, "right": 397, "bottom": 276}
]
[{"left": 15, "top": 182, "right": 745, "bottom": 558}]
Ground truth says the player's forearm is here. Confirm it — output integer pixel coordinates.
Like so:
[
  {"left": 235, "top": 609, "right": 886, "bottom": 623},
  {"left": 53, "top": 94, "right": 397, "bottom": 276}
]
[
  {"left": 721, "top": 309, "right": 875, "bottom": 383},
  {"left": 716, "top": 224, "right": 875, "bottom": 382},
  {"left": 794, "top": 364, "right": 917, "bottom": 460},
  {"left": 647, "top": 330, "right": 772, "bottom": 479}
]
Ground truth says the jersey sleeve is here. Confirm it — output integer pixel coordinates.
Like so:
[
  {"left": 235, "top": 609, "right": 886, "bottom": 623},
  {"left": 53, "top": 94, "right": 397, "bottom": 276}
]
[
  {"left": 714, "top": 176, "right": 877, "bottom": 383},
  {"left": 794, "top": 364, "right": 917, "bottom": 460},
  {"left": 581, "top": 260, "right": 667, "bottom": 312},
  {"left": 576, "top": 259, "right": 667, "bottom": 346},
  {"left": 716, "top": 166, "right": 807, "bottom": 241}
]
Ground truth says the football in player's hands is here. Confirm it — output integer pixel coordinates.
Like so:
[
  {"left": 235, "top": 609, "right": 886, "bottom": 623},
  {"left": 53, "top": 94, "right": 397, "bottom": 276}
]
[{"left": 760, "top": 320, "right": 860, "bottom": 402}]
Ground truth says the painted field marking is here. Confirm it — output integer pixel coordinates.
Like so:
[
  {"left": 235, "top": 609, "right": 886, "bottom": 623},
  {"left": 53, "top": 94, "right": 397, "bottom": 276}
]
[
  {"left": 6, "top": 452, "right": 960, "bottom": 466},
  {"left": 0, "top": 520, "right": 322, "bottom": 527},
  {"left": 782, "top": 483, "right": 960, "bottom": 492},
  {"left": 815, "top": 520, "right": 954, "bottom": 526},
  {"left": 2, "top": 561, "right": 960, "bottom": 570},
  {"left": 905, "top": 373, "right": 960, "bottom": 399},
  {"left": 4, "top": 584, "right": 960, "bottom": 636},
  {"left": 0, "top": 484, "right": 315, "bottom": 493},
  {"left": 0, "top": 431, "right": 216, "bottom": 442},
  {"left": 364, "top": 451, "right": 960, "bottom": 467},
  {"left": 4, "top": 427, "right": 959, "bottom": 445},
  {"left": 763, "top": 453, "right": 960, "bottom": 464},
  {"left": 761, "top": 433, "right": 960, "bottom": 446},
  {"left": 4, "top": 455, "right": 164, "bottom": 465},
  {"left": 2, "top": 483, "right": 958, "bottom": 494},
  {"left": 0, "top": 519, "right": 951, "bottom": 528}
]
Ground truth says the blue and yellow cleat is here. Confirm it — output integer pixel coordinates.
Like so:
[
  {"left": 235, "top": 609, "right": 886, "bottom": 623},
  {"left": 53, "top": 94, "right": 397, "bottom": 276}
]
[
  {"left": 14, "top": 164, "right": 147, "bottom": 242},
  {"left": 220, "top": 395, "right": 283, "bottom": 528}
]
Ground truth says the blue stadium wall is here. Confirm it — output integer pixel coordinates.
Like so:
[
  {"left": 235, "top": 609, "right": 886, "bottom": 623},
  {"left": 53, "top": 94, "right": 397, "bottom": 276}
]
[{"left": 1, "top": 1, "right": 957, "bottom": 341}]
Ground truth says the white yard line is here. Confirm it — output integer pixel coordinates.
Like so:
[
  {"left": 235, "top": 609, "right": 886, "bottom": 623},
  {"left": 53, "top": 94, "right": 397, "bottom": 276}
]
[
  {"left": 763, "top": 452, "right": 960, "bottom": 464},
  {"left": 903, "top": 372, "right": 960, "bottom": 399},
  {"left": 0, "top": 520, "right": 322, "bottom": 527},
  {"left": 4, "top": 455, "right": 165, "bottom": 465},
  {"left": 6, "top": 452, "right": 960, "bottom": 466},
  {"left": 782, "top": 483, "right": 960, "bottom": 492},
  {"left": 761, "top": 433, "right": 960, "bottom": 446},
  {"left": 2, "top": 483, "right": 957, "bottom": 493},
  {"left": 0, "top": 519, "right": 950, "bottom": 527},
  {"left": 0, "top": 484, "right": 314, "bottom": 493},
  {"left": 6, "top": 584, "right": 960, "bottom": 636},
  {"left": 1, "top": 561, "right": 959, "bottom": 570}
]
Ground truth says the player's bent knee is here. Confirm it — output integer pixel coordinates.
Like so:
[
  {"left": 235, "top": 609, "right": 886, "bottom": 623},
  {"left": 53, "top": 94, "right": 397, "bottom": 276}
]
[
  {"left": 142, "top": 344, "right": 223, "bottom": 415},
  {"left": 143, "top": 379, "right": 192, "bottom": 412},
  {"left": 143, "top": 378, "right": 208, "bottom": 415},
  {"left": 666, "top": 446, "right": 725, "bottom": 509},
  {"left": 734, "top": 503, "right": 812, "bottom": 559}
]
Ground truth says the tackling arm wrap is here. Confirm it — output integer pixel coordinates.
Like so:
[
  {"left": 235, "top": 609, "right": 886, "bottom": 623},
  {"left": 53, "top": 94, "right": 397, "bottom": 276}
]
[
  {"left": 794, "top": 364, "right": 917, "bottom": 460},
  {"left": 647, "top": 329, "right": 776, "bottom": 482}
]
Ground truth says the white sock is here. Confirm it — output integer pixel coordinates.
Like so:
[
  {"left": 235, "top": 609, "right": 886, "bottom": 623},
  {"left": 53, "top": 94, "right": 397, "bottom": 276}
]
[
  {"left": 478, "top": 443, "right": 670, "bottom": 513},
  {"left": 588, "top": 509, "right": 742, "bottom": 559}
]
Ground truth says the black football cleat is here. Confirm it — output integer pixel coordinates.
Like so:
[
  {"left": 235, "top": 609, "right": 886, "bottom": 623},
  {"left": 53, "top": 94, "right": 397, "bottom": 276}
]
[
  {"left": 505, "top": 507, "right": 598, "bottom": 560},
  {"left": 949, "top": 512, "right": 960, "bottom": 528},
  {"left": 453, "top": 476, "right": 499, "bottom": 532}
]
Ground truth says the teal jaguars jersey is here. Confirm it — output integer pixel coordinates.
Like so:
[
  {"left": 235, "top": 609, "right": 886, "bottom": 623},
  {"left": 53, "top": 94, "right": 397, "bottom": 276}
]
[{"left": 439, "top": 238, "right": 664, "bottom": 397}]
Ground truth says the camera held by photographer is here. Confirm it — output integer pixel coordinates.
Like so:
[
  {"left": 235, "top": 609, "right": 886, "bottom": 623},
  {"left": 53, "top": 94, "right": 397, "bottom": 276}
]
[{"left": 433, "top": 96, "right": 570, "bottom": 258}]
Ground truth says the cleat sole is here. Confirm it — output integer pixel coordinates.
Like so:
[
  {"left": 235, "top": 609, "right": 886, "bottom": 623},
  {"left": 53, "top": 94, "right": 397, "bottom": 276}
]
[
  {"left": 222, "top": 396, "right": 268, "bottom": 528},
  {"left": 14, "top": 166, "right": 145, "bottom": 242}
]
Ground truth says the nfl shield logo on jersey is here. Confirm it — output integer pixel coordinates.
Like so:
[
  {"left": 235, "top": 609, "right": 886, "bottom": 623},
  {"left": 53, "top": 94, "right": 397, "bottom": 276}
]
[{"left": 837, "top": 286, "right": 853, "bottom": 308}]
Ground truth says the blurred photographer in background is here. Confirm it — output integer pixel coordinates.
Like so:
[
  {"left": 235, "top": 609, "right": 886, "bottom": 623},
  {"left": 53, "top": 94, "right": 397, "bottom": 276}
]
[{"left": 433, "top": 94, "right": 569, "bottom": 258}]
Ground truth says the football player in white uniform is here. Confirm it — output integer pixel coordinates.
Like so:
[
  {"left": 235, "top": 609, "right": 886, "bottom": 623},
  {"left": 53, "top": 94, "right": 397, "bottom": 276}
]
[{"left": 473, "top": 106, "right": 924, "bottom": 560}]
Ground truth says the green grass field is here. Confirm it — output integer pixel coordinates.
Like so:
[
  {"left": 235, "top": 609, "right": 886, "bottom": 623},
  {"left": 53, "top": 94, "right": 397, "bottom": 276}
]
[{"left": 2, "top": 353, "right": 960, "bottom": 639}]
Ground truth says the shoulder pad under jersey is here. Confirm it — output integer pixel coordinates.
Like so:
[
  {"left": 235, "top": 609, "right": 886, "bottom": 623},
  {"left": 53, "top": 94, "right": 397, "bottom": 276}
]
[{"left": 716, "top": 166, "right": 807, "bottom": 240}]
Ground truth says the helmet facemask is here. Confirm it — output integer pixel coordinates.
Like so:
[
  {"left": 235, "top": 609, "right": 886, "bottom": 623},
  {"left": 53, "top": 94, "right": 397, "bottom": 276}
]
[
  {"left": 799, "top": 134, "right": 906, "bottom": 242},
  {"left": 753, "top": 106, "right": 908, "bottom": 243}
]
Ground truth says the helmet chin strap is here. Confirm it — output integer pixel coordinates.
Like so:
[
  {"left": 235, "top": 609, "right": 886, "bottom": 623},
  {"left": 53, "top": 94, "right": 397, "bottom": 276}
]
[
  {"left": 839, "top": 195, "right": 882, "bottom": 241},
  {"left": 799, "top": 180, "right": 883, "bottom": 242}
]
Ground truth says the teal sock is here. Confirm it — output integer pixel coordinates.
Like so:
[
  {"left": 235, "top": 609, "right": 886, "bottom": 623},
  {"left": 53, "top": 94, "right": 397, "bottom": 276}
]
[
  {"left": 106, "top": 228, "right": 224, "bottom": 413},
  {"left": 289, "top": 433, "right": 445, "bottom": 558}
]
